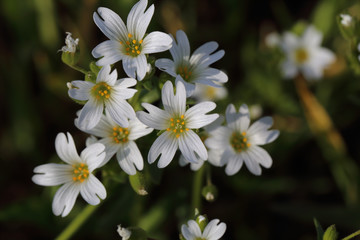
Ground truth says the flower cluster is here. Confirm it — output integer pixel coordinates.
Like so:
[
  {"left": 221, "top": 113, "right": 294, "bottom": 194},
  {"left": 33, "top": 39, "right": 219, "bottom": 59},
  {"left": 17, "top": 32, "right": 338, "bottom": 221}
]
[{"left": 33, "top": 0, "right": 281, "bottom": 237}]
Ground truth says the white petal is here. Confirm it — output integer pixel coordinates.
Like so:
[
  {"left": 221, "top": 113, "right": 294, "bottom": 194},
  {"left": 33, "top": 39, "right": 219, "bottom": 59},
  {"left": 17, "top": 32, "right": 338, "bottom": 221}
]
[
  {"left": 32, "top": 163, "right": 72, "bottom": 186},
  {"left": 55, "top": 132, "right": 81, "bottom": 165},
  {"left": 80, "top": 174, "right": 106, "bottom": 205},
  {"left": 190, "top": 41, "right": 219, "bottom": 65},
  {"left": 250, "top": 129, "right": 279, "bottom": 145},
  {"left": 207, "top": 149, "right": 224, "bottom": 167},
  {"left": 225, "top": 153, "right": 243, "bottom": 176},
  {"left": 238, "top": 104, "right": 250, "bottom": 132},
  {"left": 52, "top": 182, "right": 80, "bottom": 217},
  {"left": 225, "top": 104, "right": 239, "bottom": 131},
  {"left": 185, "top": 101, "right": 218, "bottom": 129},
  {"left": 248, "top": 145, "right": 273, "bottom": 168},
  {"left": 142, "top": 32, "right": 173, "bottom": 54},
  {"left": 97, "top": 137, "right": 119, "bottom": 167},
  {"left": 78, "top": 99, "right": 103, "bottom": 130},
  {"left": 281, "top": 32, "right": 298, "bottom": 53},
  {"left": 302, "top": 26, "right": 322, "bottom": 47},
  {"left": 195, "top": 68, "right": 228, "bottom": 84},
  {"left": 75, "top": 113, "right": 112, "bottom": 138},
  {"left": 93, "top": 7, "right": 127, "bottom": 41},
  {"left": 198, "top": 49, "right": 225, "bottom": 67},
  {"left": 176, "top": 75, "right": 196, "bottom": 98},
  {"left": 128, "top": 118, "right": 153, "bottom": 140},
  {"left": 116, "top": 77, "right": 137, "bottom": 88},
  {"left": 122, "top": 56, "right": 137, "bottom": 79},
  {"left": 106, "top": 99, "right": 135, "bottom": 127},
  {"left": 92, "top": 40, "right": 123, "bottom": 65},
  {"left": 137, "top": 4, "right": 154, "bottom": 39},
  {"left": 148, "top": 131, "right": 178, "bottom": 168},
  {"left": 187, "top": 220, "right": 202, "bottom": 237},
  {"left": 181, "top": 224, "right": 196, "bottom": 240},
  {"left": 176, "top": 30, "right": 190, "bottom": 60},
  {"left": 281, "top": 60, "right": 298, "bottom": 79},
  {"left": 242, "top": 151, "right": 262, "bottom": 176},
  {"left": 155, "top": 58, "right": 176, "bottom": 76},
  {"left": 203, "top": 219, "right": 226, "bottom": 239},
  {"left": 116, "top": 141, "right": 143, "bottom": 175},
  {"left": 179, "top": 130, "right": 207, "bottom": 163},
  {"left": 247, "top": 117, "right": 273, "bottom": 136},
  {"left": 134, "top": 54, "right": 147, "bottom": 80},
  {"left": 97, "top": 65, "right": 116, "bottom": 86},
  {"left": 127, "top": 0, "right": 148, "bottom": 39},
  {"left": 137, "top": 103, "right": 169, "bottom": 130},
  {"left": 204, "top": 115, "right": 224, "bottom": 133},
  {"left": 112, "top": 86, "right": 137, "bottom": 100},
  {"left": 204, "top": 127, "right": 232, "bottom": 149},
  {"left": 68, "top": 80, "right": 92, "bottom": 101},
  {"left": 162, "top": 79, "right": 186, "bottom": 115},
  {"left": 81, "top": 143, "right": 106, "bottom": 171}
]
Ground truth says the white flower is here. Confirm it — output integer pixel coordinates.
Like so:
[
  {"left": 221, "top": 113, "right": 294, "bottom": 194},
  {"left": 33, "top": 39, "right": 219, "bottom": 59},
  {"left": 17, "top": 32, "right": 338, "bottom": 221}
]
[
  {"left": 60, "top": 32, "right": 79, "bottom": 53},
  {"left": 68, "top": 65, "right": 137, "bottom": 130},
  {"left": 75, "top": 112, "right": 153, "bottom": 175},
  {"left": 92, "top": 0, "right": 172, "bottom": 80},
  {"left": 179, "top": 116, "right": 225, "bottom": 171},
  {"left": 192, "top": 83, "right": 228, "bottom": 102},
  {"left": 279, "top": 25, "right": 335, "bottom": 80},
  {"left": 340, "top": 14, "right": 353, "bottom": 27},
  {"left": 32, "top": 132, "right": 106, "bottom": 217},
  {"left": 155, "top": 30, "right": 228, "bottom": 97},
  {"left": 137, "top": 78, "right": 219, "bottom": 168},
  {"left": 205, "top": 104, "right": 279, "bottom": 176},
  {"left": 117, "top": 225, "right": 131, "bottom": 240},
  {"left": 181, "top": 217, "right": 226, "bottom": 240},
  {"left": 265, "top": 32, "right": 281, "bottom": 48},
  {"left": 357, "top": 43, "right": 360, "bottom": 62}
]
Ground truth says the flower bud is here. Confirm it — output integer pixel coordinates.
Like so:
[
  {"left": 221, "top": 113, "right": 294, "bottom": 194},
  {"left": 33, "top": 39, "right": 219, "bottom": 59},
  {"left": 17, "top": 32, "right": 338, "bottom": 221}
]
[
  {"left": 196, "top": 215, "right": 208, "bottom": 232},
  {"left": 129, "top": 171, "right": 148, "bottom": 195},
  {"left": 60, "top": 32, "right": 80, "bottom": 66},
  {"left": 323, "top": 225, "right": 338, "bottom": 240},
  {"left": 202, "top": 185, "right": 218, "bottom": 202}
]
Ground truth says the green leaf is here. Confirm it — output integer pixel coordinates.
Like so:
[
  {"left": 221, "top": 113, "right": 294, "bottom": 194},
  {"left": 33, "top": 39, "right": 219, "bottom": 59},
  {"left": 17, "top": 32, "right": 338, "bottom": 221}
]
[
  {"left": 314, "top": 218, "right": 324, "bottom": 240},
  {"left": 323, "top": 225, "right": 338, "bottom": 240}
]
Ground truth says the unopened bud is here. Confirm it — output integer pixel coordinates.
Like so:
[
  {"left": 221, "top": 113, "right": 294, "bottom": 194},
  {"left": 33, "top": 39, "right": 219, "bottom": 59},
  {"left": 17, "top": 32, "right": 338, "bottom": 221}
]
[
  {"left": 202, "top": 185, "right": 218, "bottom": 202},
  {"left": 60, "top": 32, "right": 80, "bottom": 66}
]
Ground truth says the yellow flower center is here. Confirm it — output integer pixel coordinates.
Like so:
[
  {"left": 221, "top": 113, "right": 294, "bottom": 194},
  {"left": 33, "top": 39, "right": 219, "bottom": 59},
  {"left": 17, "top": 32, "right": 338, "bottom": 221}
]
[
  {"left": 112, "top": 126, "right": 129, "bottom": 144},
  {"left": 205, "top": 86, "right": 216, "bottom": 99},
  {"left": 195, "top": 238, "right": 206, "bottom": 240},
  {"left": 72, "top": 163, "right": 89, "bottom": 182},
  {"left": 177, "top": 65, "right": 193, "bottom": 81},
  {"left": 294, "top": 47, "right": 308, "bottom": 64},
  {"left": 120, "top": 33, "right": 143, "bottom": 57},
  {"left": 91, "top": 82, "right": 111, "bottom": 101},
  {"left": 166, "top": 115, "right": 189, "bottom": 138},
  {"left": 230, "top": 131, "right": 251, "bottom": 153}
]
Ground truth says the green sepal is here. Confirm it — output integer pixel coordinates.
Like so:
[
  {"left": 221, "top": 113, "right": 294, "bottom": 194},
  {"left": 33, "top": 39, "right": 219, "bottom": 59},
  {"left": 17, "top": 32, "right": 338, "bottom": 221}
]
[
  {"left": 89, "top": 61, "right": 102, "bottom": 75},
  {"left": 127, "top": 226, "right": 148, "bottom": 240},
  {"left": 129, "top": 171, "right": 148, "bottom": 196},
  {"left": 196, "top": 215, "right": 208, "bottom": 232},
  {"left": 61, "top": 50, "right": 80, "bottom": 67},
  {"left": 314, "top": 218, "right": 324, "bottom": 240},
  {"left": 85, "top": 71, "right": 97, "bottom": 83},
  {"left": 291, "top": 20, "right": 308, "bottom": 36},
  {"left": 201, "top": 184, "right": 218, "bottom": 202},
  {"left": 323, "top": 225, "right": 338, "bottom": 240}
]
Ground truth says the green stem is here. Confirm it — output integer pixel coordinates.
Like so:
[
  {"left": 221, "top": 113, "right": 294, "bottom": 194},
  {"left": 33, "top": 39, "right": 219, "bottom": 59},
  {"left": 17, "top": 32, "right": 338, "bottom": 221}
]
[
  {"left": 191, "top": 165, "right": 205, "bottom": 214},
  {"left": 129, "top": 81, "right": 143, "bottom": 111},
  {"left": 67, "top": 64, "right": 88, "bottom": 75},
  {"left": 55, "top": 204, "right": 99, "bottom": 240},
  {"left": 342, "top": 230, "right": 360, "bottom": 240}
]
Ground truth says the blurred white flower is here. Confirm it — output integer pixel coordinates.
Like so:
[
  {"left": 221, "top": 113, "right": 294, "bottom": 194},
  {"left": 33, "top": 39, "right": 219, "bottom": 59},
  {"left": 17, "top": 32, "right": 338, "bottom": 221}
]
[
  {"left": 181, "top": 217, "right": 226, "bottom": 240},
  {"left": 75, "top": 113, "right": 153, "bottom": 175},
  {"left": 192, "top": 83, "right": 228, "bottom": 102},
  {"left": 340, "top": 14, "right": 353, "bottom": 27},
  {"left": 32, "top": 133, "right": 106, "bottom": 217},
  {"left": 205, "top": 104, "right": 279, "bottom": 176},
  {"left": 68, "top": 65, "right": 137, "bottom": 130},
  {"left": 60, "top": 32, "right": 79, "bottom": 53},
  {"left": 155, "top": 30, "right": 228, "bottom": 97},
  {"left": 265, "top": 32, "right": 281, "bottom": 48},
  {"left": 137, "top": 79, "right": 218, "bottom": 168},
  {"left": 249, "top": 104, "right": 263, "bottom": 120},
  {"left": 117, "top": 225, "right": 131, "bottom": 240},
  {"left": 279, "top": 25, "right": 335, "bottom": 80},
  {"left": 92, "top": 0, "right": 172, "bottom": 80}
]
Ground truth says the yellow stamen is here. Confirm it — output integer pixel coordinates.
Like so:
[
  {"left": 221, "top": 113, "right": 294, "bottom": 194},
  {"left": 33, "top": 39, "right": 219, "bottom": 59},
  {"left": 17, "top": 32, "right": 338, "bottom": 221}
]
[{"left": 128, "top": 33, "right": 132, "bottom": 38}]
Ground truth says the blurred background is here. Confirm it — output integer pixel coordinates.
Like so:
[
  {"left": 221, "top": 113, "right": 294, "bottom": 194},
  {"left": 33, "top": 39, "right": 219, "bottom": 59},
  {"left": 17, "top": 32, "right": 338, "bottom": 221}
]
[{"left": 1, "top": 0, "right": 360, "bottom": 239}]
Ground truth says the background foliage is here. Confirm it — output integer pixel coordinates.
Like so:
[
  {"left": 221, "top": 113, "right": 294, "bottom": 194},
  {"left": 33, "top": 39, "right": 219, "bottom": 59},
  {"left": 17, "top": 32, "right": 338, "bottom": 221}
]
[{"left": 1, "top": 0, "right": 360, "bottom": 239}]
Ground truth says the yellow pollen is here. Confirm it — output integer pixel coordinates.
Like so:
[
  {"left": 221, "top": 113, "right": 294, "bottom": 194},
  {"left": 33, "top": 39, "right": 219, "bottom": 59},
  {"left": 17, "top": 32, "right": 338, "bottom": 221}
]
[
  {"left": 135, "top": 46, "right": 139, "bottom": 50},
  {"left": 177, "top": 65, "right": 193, "bottom": 80},
  {"left": 170, "top": 118, "right": 174, "bottom": 122},
  {"left": 176, "top": 134, "right": 180, "bottom": 138},
  {"left": 186, "top": 128, "right": 189, "bottom": 131},
  {"left": 128, "top": 33, "right": 132, "bottom": 38},
  {"left": 243, "top": 138, "right": 247, "bottom": 142},
  {"left": 136, "top": 50, "right": 141, "bottom": 54},
  {"left": 132, "top": 39, "right": 136, "bottom": 44},
  {"left": 181, "top": 115, "right": 184, "bottom": 119},
  {"left": 167, "top": 128, "right": 170, "bottom": 131},
  {"left": 112, "top": 126, "right": 129, "bottom": 144},
  {"left": 180, "top": 129, "right": 183, "bottom": 133},
  {"left": 181, "top": 121, "right": 185, "bottom": 125},
  {"left": 242, "top": 132, "right": 246, "bottom": 136},
  {"left": 231, "top": 132, "right": 250, "bottom": 153},
  {"left": 295, "top": 48, "right": 308, "bottom": 64},
  {"left": 173, "top": 129, "right": 177, "bottom": 133},
  {"left": 126, "top": 42, "right": 130, "bottom": 45},
  {"left": 177, "top": 119, "right": 180, "bottom": 123},
  {"left": 92, "top": 82, "right": 112, "bottom": 101},
  {"left": 139, "top": 39, "right": 143, "bottom": 44},
  {"left": 120, "top": 41, "right": 123, "bottom": 45}
]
